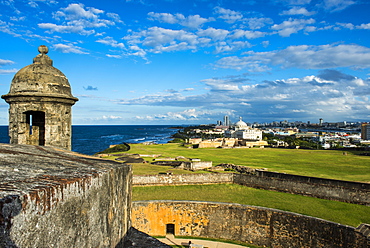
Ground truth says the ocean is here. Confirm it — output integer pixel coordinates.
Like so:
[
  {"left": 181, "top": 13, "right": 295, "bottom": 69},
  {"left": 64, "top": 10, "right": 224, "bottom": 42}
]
[{"left": 0, "top": 125, "right": 180, "bottom": 155}]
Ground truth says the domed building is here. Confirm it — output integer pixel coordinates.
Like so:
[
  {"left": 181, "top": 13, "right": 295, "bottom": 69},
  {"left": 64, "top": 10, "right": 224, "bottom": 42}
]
[
  {"left": 234, "top": 117, "right": 249, "bottom": 130},
  {"left": 225, "top": 117, "right": 263, "bottom": 141},
  {"left": 1, "top": 45, "right": 78, "bottom": 150}
]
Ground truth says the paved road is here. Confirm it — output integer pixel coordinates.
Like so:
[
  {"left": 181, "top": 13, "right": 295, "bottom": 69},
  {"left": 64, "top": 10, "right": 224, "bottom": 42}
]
[{"left": 158, "top": 235, "right": 250, "bottom": 248}]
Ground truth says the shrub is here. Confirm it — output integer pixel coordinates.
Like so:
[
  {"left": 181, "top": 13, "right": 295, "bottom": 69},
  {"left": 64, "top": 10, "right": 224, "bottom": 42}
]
[
  {"left": 96, "top": 143, "right": 130, "bottom": 154},
  {"left": 168, "top": 138, "right": 185, "bottom": 143}
]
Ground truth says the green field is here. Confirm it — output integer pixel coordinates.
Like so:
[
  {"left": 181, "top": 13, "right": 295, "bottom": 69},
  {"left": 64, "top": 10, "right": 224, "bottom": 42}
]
[
  {"left": 133, "top": 184, "right": 370, "bottom": 227},
  {"left": 126, "top": 143, "right": 370, "bottom": 182},
  {"left": 103, "top": 143, "right": 370, "bottom": 227}
]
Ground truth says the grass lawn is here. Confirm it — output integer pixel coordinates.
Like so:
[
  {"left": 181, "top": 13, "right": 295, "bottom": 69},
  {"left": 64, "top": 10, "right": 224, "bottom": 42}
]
[
  {"left": 125, "top": 143, "right": 370, "bottom": 182},
  {"left": 133, "top": 184, "right": 370, "bottom": 228}
]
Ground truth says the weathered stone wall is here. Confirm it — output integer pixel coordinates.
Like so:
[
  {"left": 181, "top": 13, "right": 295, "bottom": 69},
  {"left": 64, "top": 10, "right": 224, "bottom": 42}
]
[
  {"left": 233, "top": 170, "right": 370, "bottom": 205},
  {"left": 6, "top": 100, "right": 74, "bottom": 150},
  {"left": 0, "top": 144, "right": 132, "bottom": 248},
  {"left": 133, "top": 173, "right": 233, "bottom": 186},
  {"left": 189, "top": 161, "right": 212, "bottom": 170},
  {"left": 133, "top": 171, "right": 370, "bottom": 205},
  {"left": 198, "top": 140, "right": 223, "bottom": 148},
  {"left": 132, "top": 200, "right": 370, "bottom": 248}
]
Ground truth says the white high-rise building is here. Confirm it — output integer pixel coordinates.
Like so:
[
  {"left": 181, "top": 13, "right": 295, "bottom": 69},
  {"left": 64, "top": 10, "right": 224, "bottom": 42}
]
[{"left": 223, "top": 115, "right": 231, "bottom": 127}]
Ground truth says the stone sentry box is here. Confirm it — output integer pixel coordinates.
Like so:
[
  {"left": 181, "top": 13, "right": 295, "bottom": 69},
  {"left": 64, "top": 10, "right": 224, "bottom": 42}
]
[
  {"left": 0, "top": 143, "right": 132, "bottom": 248},
  {"left": 1, "top": 45, "right": 78, "bottom": 150}
]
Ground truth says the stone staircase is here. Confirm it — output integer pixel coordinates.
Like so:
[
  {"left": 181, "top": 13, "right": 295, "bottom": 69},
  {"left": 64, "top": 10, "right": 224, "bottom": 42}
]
[{"left": 356, "top": 223, "right": 370, "bottom": 240}]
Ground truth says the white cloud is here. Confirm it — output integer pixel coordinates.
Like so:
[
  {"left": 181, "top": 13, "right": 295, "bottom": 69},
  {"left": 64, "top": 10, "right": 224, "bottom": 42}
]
[
  {"left": 357, "top": 23, "right": 370, "bottom": 30},
  {"left": 135, "top": 108, "right": 226, "bottom": 121},
  {"left": 0, "top": 19, "right": 21, "bottom": 37},
  {"left": 278, "top": 0, "right": 312, "bottom": 5},
  {"left": 181, "top": 88, "right": 195, "bottom": 92},
  {"left": 214, "top": 7, "right": 243, "bottom": 24},
  {"left": 215, "top": 44, "right": 370, "bottom": 71},
  {"left": 0, "top": 68, "right": 17, "bottom": 74},
  {"left": 262, "top": 40, "right": 270, "bottom": 47},
  {"left": 0, "top": 59, "right": 14, "bottom": 66},
  {"left": 53, "top": 3, "right": 104, "bottom": 20},
  {"left": 271, "top": 18, "right": 315, "bottom": 37},
  {"left": 124, "top": 27, "right": 199, "bottom": 53},
  {"left": 244, "top": 17, "right": 274, "bottom": 30},
  {"left": 337, "top": 22, "right": 370, "bottom": 31},
  {"left": 201, "top": 78, "right": 240, "bottom": 91},
  {"left": 101, "top": 115, "right": 122, "bottom": 120},
  {"left": 38, "top": 23, "right": 95, "bottom": 35},
  {"left": 148, "top": 12, "right": 179, "bottom": 24},
  {"left": 28, "top": 0, "right": 58, "bottom": 8},
  {"left": 197, "top": 27, "right": 229, "bottom": 41},
  {"left": 9, "top": 16, "right": 26, "bottom": 22},
  {"left": 280, "top": 7, "right": 316, "bottom": 16},
  {"left": 127, "top": 45, "right": 147, "bottom": 58},
  {"left": 214, "top": 41, "right": 252, "bottom": 54},
  {"left": 124, "top": 23, "right": 263, "bottom": 56},
  {"left": 148, "top": 12, "right": 213, "bottom": 29},
  {"left": 53, "top": 43, "right": 89, "bottom": 54},
  {"left": 107, "top": 12, "right": 123, "bottom": 23},
  {"left": 96, "top": 36, "right": 125, "bottom": 49},
  {"left": 181, "top": 14, "right": 214, "bottom": 29},
  {"left": 106, "top": 54, "right": 122, "bottom": 59},
  {"left": 0, "top": 58, "right": 16, "bottom": 74},
  {"left": 318, "top": 0, "right": 355, "bottom": 12},
  {"left": 231, "top": 29, "right": 267, "bottom": 39},
  {"left": 117, "top": 70, "right": 370, "bottom": 122},
  {"left": 39, "top": 3, "right": 115, "bottom": 35}
]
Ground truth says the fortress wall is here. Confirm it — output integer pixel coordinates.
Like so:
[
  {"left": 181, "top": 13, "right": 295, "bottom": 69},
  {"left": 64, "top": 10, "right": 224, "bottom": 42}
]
[
  {"left": 133, "top": 173, "right": 233, "bottom": 186},
  {"left": 234, "top": 171, "right": 370, "bottom": 205},
  {"left": 133, "top": 172, "right": 370, "bottom": 205},
  {"left": 0, "top": 144, "right": 132, "bottom": 248},
  {"left": 132, "top": 200, "right": 369, "bottom": 248}
]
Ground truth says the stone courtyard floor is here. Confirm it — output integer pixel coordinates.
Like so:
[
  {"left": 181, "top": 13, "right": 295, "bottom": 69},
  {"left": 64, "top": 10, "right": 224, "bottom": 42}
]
[{"left": 158, "top": 235, "right": 251, "bottom": 248}]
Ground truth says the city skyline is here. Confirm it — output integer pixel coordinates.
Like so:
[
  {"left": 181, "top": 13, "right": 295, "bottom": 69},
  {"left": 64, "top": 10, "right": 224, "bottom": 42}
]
[{"left": 1, "top": 0, "right": 370, "bottom": 125}]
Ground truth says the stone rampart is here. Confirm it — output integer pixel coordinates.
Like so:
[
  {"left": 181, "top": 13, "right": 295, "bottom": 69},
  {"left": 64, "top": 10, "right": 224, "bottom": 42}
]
[
  {"left": 133, "top": 170, "right": 370, "bottom": 205},
  {"left": 0, "top": 143, "right": 132, "bottom": 248},
  {"left": 132, "top": 200, "right": 370, "bottom": 248},
  {"left": 234, "top": 170, "right": 370, "bottom": 205}
]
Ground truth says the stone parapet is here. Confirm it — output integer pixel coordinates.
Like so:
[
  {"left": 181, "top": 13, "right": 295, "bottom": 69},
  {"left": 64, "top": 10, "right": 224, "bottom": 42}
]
[
  {"left": 0, "top": 143, "right": 132, "bottom": 248},
  {"left": 233, "top": 170, "right": 370, "bottom": 206}
]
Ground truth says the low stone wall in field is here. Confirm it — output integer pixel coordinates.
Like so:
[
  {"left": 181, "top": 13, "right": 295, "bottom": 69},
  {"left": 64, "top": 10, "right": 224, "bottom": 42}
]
[
  {"left": 132, "top": 200, "right": 370, "bottom": 248},
  {"left": 133, "top": 173, "right": 233, "bottom": 186}
]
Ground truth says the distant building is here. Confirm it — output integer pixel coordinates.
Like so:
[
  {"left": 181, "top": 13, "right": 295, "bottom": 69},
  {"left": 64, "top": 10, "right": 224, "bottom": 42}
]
[
  {"left": 224, "top": 117, "right": 263, "bottom": 141},
  {"left": 223, "top": 115, "right": 231, "bottom": 127},
  {"left": 319, "top": 118, "right": 323, "bottom": 126},
  {"left": 361, "top": 123, "right": 370, "bottom": 140}
]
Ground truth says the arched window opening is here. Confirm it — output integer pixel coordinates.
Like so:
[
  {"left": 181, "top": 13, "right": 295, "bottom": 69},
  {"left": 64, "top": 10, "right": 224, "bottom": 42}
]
[{"left": 25, "top": 111, "right": 45, "bottom": 146}]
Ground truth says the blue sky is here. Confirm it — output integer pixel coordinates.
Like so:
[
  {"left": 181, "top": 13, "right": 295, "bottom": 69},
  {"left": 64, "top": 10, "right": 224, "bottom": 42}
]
[{"left": 1, "top": 0, "right": 370, "bottom": 125}]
